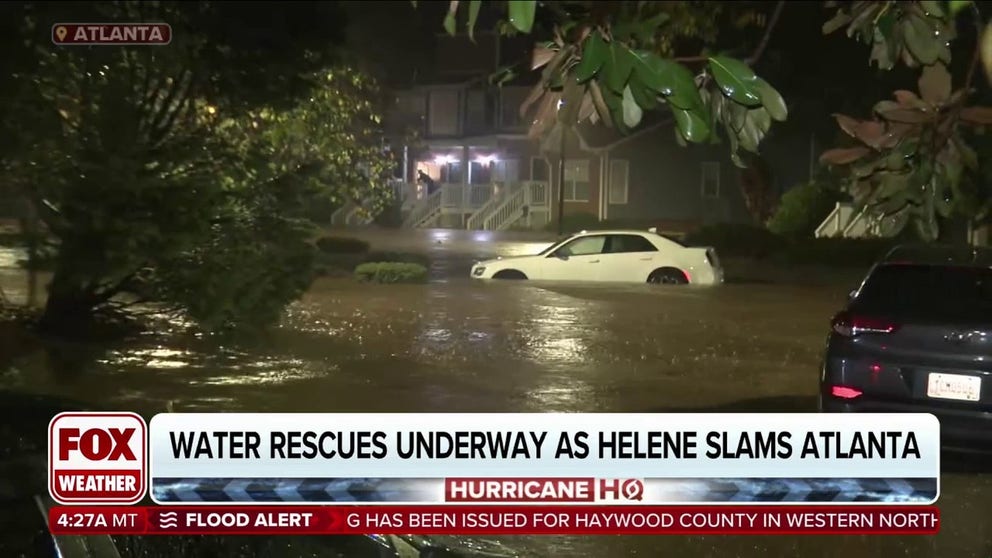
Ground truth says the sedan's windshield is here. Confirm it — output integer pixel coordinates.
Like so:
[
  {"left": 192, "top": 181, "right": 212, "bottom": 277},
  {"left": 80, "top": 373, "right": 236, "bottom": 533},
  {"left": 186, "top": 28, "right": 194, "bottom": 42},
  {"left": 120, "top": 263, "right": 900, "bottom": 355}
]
[{"left": 537, "top": 235, "right": 575, "bottom": 255}]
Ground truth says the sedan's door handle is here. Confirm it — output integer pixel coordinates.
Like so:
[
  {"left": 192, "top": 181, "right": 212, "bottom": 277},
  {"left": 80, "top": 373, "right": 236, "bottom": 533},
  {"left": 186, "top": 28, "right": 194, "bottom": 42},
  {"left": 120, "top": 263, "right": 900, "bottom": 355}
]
[
  {"left": 638, "top": 257, "right": 652, "bottom": 261},
  {"left": 589, "top": 260, "right": 600, "bottom": 263}
]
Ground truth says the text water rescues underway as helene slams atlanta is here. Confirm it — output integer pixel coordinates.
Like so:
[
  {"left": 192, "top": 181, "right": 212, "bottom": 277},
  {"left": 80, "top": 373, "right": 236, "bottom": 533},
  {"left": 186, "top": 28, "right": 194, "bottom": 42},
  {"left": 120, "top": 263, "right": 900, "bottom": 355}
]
[{"left": 166, "top": 429, "right": 921, "bottom": 460}]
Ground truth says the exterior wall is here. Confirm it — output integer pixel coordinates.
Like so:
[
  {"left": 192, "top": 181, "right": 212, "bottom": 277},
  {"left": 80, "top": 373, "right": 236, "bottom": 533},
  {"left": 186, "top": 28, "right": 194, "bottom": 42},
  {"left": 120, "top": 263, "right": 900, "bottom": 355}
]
[{"left": 600, "top": 126, "right": 745, "bottom": 230}]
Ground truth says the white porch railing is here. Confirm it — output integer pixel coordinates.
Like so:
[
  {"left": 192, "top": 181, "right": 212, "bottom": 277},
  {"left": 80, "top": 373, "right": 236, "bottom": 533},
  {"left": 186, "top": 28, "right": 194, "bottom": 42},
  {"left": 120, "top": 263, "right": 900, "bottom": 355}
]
[
  {"left": 478, "top": 181, "right": 551, "bottom": 230},
  {"left": 814, "top": 202, "right": 854, "bottom": 238},
  {"left": 402, "top": 188, "right": 442, "bottom": 228}
]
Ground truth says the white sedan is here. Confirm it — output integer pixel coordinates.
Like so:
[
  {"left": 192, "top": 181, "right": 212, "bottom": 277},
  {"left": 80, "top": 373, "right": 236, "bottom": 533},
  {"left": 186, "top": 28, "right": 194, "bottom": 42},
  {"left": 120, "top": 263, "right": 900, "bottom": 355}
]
[{"left": 470, "top": 229, "right": 723, "bottom": 285}]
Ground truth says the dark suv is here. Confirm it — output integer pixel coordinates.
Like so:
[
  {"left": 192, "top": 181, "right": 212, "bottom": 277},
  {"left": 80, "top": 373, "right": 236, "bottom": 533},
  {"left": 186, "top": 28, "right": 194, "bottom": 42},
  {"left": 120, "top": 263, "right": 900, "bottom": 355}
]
[{"left": 819, "top": 244, "right": 992, "bottom": 449}]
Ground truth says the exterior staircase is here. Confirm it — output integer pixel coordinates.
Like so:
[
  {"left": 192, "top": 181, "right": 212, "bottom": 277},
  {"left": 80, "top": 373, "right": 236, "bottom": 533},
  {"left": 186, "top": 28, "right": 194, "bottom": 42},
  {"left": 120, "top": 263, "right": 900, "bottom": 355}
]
[
  {"left": 468, "top": 181, "right": 550, "bottom": 230},
  {"left": 402, "top": 189, "right": 442, "bottom": 228},
  {"left": 814, "top": 201, "right": 888, "bottom": 238}
]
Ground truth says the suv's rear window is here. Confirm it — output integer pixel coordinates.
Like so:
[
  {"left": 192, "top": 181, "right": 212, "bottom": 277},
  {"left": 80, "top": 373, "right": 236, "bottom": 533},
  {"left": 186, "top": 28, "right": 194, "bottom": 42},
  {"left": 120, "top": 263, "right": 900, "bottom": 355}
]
[{"left": 853, "top": 264, "right": 992, "bottom": 322}]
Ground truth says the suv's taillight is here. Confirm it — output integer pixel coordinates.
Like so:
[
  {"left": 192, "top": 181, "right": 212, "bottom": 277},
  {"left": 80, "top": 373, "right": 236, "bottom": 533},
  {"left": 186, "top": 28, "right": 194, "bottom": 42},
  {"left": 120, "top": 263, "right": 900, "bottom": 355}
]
[{"left": 831, "top": 311, "right": 899, "bottom": 337}]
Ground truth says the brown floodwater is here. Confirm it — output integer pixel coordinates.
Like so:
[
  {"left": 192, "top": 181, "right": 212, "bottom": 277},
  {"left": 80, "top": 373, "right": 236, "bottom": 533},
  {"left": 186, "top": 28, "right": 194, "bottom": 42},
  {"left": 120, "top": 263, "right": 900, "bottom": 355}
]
[{"left": 0, "top": 229, "right": 988, "bottom": 557}]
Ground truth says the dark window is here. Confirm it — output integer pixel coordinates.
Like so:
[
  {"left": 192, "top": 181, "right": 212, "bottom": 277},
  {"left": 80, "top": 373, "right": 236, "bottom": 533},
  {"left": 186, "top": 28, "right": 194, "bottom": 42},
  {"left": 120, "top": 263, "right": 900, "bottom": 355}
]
[
  {"left": 553, "top": 235, "right": 607, "bottom": 257},
  {"left": 853, "top": 264, "right": 992, "bottom": 322},
  {"left": 606, "top": 235, "right": 657, "bottom": 253}
]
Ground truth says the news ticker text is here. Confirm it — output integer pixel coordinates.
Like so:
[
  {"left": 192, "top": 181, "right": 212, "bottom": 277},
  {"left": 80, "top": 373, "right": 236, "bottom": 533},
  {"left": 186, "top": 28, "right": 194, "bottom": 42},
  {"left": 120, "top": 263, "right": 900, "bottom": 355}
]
[{"left": 50, "top": 505, "right": 940, "bottom": 536}]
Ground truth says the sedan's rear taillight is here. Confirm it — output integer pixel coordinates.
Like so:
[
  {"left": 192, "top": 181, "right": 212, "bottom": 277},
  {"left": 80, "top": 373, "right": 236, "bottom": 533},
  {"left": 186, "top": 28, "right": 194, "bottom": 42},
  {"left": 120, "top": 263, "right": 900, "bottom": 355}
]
[{"left": 831, "top": 311, "right": 899, "bottom": 337}]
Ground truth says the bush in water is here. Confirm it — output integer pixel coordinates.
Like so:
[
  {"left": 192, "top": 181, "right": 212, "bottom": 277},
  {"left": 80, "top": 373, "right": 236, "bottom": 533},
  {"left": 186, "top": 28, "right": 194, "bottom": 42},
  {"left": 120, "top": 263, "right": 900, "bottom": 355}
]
[{"left": 354, "top": 262, "right": 428, "bottom": 284}]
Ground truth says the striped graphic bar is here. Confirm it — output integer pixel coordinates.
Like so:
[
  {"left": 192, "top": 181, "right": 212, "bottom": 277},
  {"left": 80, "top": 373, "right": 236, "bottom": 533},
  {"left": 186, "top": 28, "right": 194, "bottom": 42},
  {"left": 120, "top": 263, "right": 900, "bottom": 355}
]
[{"left": 151, "top": 477, "right": 937, "bottom": 504}]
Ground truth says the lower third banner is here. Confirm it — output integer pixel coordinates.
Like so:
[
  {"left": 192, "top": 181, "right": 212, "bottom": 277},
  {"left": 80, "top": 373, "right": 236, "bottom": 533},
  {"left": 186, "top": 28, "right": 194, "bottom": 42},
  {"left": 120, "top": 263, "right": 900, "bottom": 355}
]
[{"left": 49, "top": 505, "right": 940, "bottom": 535}]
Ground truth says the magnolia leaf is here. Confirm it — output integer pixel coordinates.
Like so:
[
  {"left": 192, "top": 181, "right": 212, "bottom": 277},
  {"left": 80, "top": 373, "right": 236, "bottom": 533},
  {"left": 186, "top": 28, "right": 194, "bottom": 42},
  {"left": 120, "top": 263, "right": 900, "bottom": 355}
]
[
  {"left": 519, "top": 82, "right": 545, "bottom": 118},
  {"left": 604, "top": 43, "right": 636, "bottom": 93},
  {"left": 960, "top": 106, "right": 992, "bottom": 124},
  {"left": 672, "top": 106, "right": 710, "bottom": 143},
  {"left": 903, "top": 15, "right": 941, "bottom": 65},
  {"left": 820, "top": 146, "right": 872, "bottom": 165},
  {"left": 627, "top": 73, "right": 658, "bottom": 110},
  {"left": 577, "top": 91, "right": 596, "bottom": 122},
  {"left": 950, "top": 1, "right": 972, "bottom": 16},
  {"left": 919, "top": 1, "right": 945, "bottom": 17},
  {"left": 833, "top": 113, "right": 887, "bottom": 147},
  {"left": 467, "top": 0, "right": 481, "bottom": 40},
  {"left": 755, "top": 78, "right": 787, "bottom": 121},
  {"left": 621, "top": 86, "right": 643, "bottom": 128},
  {"left": 589, "top": 80, "right": 614, "bottom": 128},
  {"left": 642, "top": 55, "right": 701, "bottom": 110},
  {"left": 918, "top": 62, "right": 952, "bottom": 104},
  {"left": 443, "top": 1, "right": 459, "bottom": 36},
  {"left": 708, "top": 56, "right": 762, "bottom": 106},
  {"left": 878, "top": 107, "right": 932, "bottom": 123},
  {"left": 574, "top": 33, "right": 607, "bottom": 82},
  {"left": 508, "top": 0, "right": 537, "bottom": 33},
  {"left": 893, "top": 90, "right": 925, "bottom": 107},
  {"left": 913, "top": 211, "right": 940, "bottom": 241},
  {"left": 532, "top": 44, "right": 556, "bottom": 70},
  {"left": 982, "top": 22, "right": 992, "bottom": 86},
  {"left": 823, "top": 11, "right": 852, "bottom": 34}
]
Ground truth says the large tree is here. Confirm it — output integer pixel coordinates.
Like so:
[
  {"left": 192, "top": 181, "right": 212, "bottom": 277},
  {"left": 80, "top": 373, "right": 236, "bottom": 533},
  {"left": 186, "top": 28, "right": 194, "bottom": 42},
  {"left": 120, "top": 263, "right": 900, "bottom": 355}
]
[
  {"left": 0, "top": 2, "right": 393, "bottom": 332},
  {"left": 431, "top": 0, "right": 992, "bottom": 240}
]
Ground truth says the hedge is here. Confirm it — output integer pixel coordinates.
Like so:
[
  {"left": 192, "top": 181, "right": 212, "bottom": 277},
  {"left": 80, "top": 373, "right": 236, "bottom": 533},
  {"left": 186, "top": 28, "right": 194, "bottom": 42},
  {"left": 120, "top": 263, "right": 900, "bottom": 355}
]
[{"left": 354, "top": 262, "right": 428, "bottom": 284}]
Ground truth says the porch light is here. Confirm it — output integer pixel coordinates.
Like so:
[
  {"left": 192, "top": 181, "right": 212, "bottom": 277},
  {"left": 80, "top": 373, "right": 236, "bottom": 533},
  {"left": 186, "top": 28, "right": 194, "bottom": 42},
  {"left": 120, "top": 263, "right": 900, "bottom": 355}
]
[
  {"left": 433, "top": 154, "right": 457, "bottom": 165},
  {"left": 474, "top": 155, "right": 498, "bottom": 165}
]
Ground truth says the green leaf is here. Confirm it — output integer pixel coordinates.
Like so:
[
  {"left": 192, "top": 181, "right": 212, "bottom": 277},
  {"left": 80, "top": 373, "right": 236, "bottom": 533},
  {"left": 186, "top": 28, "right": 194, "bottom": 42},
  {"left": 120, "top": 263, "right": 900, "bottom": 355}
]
[
  {"left": 621, "top": 86, "right": 643, "bottom": 128},
  {"left": 903, "top": 15, "right": 941, "bottom": 65},
  {"left": 671, "top": 106, "right": 710, "bottom": 143},
  {"left": 627, "top": 73, "right": 657, "bottom": 110},
  {"left": 707, "top": 56, "right": 762, "bottom": 106},
  {"left": 508, "top": 0, "right": 537, "bottom": 33},
  {"left": 575, "top": 33, "right": 607, "bottom": 83},
  {"left": 918, "top": 1, "right": 945, "bottom": 17},
  {"left": 443, "top": 11, "right": 457, "bottom": 36},
  {"left": 949, "top": 0, "right": 972, "bottom": 17},
  {"left": 603, "top": 43, "right": 636, "bottom": 93},
  {"left": 639, "top": 54, "right": 700, "bottom": 110},
  {"left": 754, "top": 78, "right": 787, "bottom": 121},
  {"left": 467, "top": 0, "right": 481, "bottom": 41}
]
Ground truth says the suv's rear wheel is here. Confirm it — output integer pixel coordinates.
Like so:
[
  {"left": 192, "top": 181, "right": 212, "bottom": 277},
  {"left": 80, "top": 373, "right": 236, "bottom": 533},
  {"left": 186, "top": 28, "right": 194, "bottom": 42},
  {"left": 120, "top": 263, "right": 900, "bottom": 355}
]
[{"left": 648, "top": 268, "right": 688, "bottom": 285}]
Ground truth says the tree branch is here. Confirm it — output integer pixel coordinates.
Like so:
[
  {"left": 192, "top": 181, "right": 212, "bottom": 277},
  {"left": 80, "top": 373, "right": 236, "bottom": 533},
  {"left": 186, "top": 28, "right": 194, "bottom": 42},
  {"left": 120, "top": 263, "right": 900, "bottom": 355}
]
[
  {"left": 745, "top": 1, "right": 787, "bottom": 66},
  {"left": 674, "top": 1, "right": 787, "bottom": 66},
  {"left": 964, "top": 2, "right": 984, "bottom": 92}
]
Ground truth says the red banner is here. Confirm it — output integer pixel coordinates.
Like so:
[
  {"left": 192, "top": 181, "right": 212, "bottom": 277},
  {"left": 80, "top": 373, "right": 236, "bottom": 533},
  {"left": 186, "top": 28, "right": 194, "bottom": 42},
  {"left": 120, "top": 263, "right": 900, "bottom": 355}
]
[{"left": 49, "top": 505, "right": 939, "bottom": 536}]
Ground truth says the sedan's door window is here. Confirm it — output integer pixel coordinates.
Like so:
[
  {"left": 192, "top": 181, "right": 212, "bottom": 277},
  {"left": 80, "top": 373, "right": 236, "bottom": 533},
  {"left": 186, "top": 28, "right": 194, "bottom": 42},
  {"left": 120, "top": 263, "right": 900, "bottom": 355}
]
[
  {"left": 606, "top": 234, "right": 658, "bottom": 253},
  {"left": 554, "top": 235, "right": 607, "bottom": 257}
]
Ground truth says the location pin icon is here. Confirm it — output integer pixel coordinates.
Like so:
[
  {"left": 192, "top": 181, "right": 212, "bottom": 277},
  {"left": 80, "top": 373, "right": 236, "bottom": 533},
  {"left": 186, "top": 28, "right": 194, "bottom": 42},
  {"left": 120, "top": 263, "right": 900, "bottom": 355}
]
[{"left": 55, "top": 26, "right": 67, "bottom": 42}]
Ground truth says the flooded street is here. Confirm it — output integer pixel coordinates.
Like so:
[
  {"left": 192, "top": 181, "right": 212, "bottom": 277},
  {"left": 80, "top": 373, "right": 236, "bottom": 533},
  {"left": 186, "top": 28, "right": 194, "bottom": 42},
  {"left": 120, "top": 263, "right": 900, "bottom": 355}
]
[{"left": 1, "top": 228, "right": 989, "bottom": 557}]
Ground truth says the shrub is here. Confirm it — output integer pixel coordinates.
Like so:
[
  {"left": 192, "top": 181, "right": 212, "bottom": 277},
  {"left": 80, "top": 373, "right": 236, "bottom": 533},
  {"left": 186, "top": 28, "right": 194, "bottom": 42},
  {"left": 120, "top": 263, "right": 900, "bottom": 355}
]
[
  {"left": 354, "top": 262, "right": 428, "bottom": 284},
  {"left": 766, "top": 181, "right": 845, "bottom": 238},
  {"left": 683, "top": 223, "right": 788, "bottom": 259},
  {"left": 315, "top": 236, "right": 370, "bottom": 254}
]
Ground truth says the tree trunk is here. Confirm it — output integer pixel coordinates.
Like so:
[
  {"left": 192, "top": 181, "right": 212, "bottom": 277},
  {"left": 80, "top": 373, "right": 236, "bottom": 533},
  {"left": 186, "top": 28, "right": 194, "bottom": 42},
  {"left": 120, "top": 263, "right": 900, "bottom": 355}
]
[{"left": 38, "top": 263, "right": 99, "bottom": 334}]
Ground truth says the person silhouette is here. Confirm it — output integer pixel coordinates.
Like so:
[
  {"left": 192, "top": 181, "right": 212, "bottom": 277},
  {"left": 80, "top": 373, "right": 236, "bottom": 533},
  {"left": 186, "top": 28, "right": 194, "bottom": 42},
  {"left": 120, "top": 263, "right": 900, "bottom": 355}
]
[{"left": 418, "top": 170, "right": 437, "bottom": 195}]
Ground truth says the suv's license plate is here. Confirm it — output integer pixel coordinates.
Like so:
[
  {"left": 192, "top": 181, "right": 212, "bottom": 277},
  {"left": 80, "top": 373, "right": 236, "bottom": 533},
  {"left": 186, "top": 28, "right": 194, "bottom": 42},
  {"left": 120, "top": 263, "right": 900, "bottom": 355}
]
[{"left": 927, "top": 372, "right": 981, "bottom": 401}]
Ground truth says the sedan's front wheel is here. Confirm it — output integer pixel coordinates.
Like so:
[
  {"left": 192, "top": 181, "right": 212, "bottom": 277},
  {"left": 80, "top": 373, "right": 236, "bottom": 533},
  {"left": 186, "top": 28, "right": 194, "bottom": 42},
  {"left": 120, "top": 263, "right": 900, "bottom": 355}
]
[{"left": 647, "top": 268, "right": 688, "bottom": 285}]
